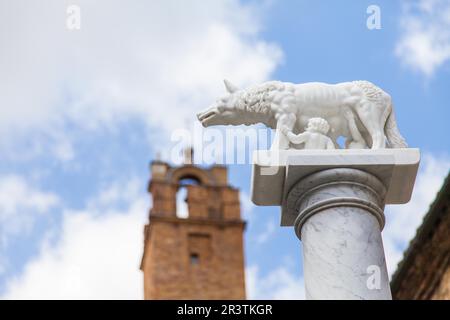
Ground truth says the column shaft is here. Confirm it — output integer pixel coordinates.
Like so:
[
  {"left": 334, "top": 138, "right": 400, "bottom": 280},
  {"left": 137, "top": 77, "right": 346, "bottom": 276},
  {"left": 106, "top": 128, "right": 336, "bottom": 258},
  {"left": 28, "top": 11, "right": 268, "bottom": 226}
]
[{"left": 287, "top": 168, "right": 391, "bottom": 300}]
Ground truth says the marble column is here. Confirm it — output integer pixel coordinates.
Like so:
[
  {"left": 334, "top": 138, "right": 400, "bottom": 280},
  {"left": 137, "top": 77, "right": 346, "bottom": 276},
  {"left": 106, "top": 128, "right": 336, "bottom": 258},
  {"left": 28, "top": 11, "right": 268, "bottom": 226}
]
[
  {"left": 251, "top": 148, "right": 420, "bottom": 300},
  {"left": 287, "top": 168, "right": 391, "bottom": 300}
]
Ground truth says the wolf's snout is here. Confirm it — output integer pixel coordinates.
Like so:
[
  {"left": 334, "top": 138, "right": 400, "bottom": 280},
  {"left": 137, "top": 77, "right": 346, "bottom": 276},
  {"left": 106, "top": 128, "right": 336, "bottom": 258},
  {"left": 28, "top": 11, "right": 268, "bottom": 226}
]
[{"left": 197, "top": 108, "right": 218, "bottom": 121}]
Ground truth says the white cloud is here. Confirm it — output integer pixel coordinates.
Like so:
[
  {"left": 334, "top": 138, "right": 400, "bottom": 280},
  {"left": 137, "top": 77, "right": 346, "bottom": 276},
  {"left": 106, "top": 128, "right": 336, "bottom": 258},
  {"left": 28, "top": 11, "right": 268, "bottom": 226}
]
[
  {"left": 51, "top": 135, "right": 75, "bottom": 162},
  {"left": 0, "top": 175, "right": 60, "bottom": 246},
  {"left": 255, "top": 220, "right": 277, "bottom": 245},
  {"left": 383, "top": 153, "right": 450, "bottom": 276},
  {"left": 0, "top": 0, "right": 282, "bottom": 159},
  {"left": 240, "top": 191, "right": 278, "bottom": 244},
  {"left": 240, "top": 191, "right": 255, "bottom": 219},
  {"left": 395, "top": 0, "right": 450, "bottom": 77},
  {"left": 246, "top": 265, "right": 305, "bottom": 300},
  {"left": 1, "top": 178, "right": 148, "bottom": 299},
  {"left": 175, "top": 187, "right": 189, "bottom": 219}
]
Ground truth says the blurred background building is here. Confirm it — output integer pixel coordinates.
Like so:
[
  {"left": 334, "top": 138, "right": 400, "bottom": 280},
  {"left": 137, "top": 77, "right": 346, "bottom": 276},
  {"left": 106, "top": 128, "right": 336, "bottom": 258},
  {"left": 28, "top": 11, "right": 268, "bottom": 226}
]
[
  {"left": 391, "top": 173, "right": 450, "bottom": 299},
  {"left": 140, "top": 148, "right": 246, "bottom": 299}
]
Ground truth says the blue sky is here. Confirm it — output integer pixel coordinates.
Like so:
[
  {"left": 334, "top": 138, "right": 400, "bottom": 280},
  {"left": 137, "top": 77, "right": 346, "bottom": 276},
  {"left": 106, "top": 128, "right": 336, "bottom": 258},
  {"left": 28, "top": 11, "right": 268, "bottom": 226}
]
[{"left": 0, "top": 0, "right": 449, "bottom": 299}]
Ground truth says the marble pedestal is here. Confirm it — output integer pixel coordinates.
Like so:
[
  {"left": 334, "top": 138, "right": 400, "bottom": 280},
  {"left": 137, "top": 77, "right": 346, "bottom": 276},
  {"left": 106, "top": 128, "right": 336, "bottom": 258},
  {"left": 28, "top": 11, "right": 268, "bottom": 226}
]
[{"left": 251, "top": 149, "right": 420, "bottom": 300}]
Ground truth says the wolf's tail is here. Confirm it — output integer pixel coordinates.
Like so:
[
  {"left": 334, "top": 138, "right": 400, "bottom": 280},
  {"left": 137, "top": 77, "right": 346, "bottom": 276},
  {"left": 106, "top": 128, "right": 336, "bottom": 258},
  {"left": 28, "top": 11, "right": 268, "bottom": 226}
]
[{"left": 385, "top": 103, "right": 408, "bottom": 148}]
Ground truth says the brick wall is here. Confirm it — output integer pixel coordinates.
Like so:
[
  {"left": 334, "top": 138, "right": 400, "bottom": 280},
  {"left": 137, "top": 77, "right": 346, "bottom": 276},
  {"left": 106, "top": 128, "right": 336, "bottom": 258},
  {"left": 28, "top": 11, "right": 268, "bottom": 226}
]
[{"left": 141, "top": 162, "right": 246, "bottom": 300}]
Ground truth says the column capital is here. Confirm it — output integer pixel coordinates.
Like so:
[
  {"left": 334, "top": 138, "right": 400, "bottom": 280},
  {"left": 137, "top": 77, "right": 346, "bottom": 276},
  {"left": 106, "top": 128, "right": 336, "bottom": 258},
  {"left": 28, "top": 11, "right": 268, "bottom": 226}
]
[
  {"left": 251, "top": 148, "right": 420, "bottom": 226},
  {"left": 287, "top": 168, "right": 386, "bottom": 240}
]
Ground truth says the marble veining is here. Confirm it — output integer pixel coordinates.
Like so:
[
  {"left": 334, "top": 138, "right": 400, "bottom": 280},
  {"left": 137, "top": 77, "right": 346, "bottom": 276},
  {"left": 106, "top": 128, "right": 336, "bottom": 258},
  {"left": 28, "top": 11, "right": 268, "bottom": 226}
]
[
  {"left": 289, "top": 168, "right": 391, "bottom": 299},
  {"left": 301, "top": 207, "right": 391, "bottom": 300}
]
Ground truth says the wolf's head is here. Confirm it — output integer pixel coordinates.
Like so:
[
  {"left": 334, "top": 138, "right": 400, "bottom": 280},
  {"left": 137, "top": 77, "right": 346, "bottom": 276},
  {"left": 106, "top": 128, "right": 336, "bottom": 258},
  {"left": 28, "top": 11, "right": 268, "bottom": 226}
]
[{"left": 197, "top": 80, "right": 243, "bottom": 127}]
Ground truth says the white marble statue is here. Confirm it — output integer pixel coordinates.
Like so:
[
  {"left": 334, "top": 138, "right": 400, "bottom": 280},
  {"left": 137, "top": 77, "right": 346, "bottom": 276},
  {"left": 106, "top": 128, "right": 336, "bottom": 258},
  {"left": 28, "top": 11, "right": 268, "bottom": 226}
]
[
  {"left": 197, "top": 80, "right": 408, "bottom": 150},
  {"left": 343, "top": 108, "right": 368, "bottom": 149},
  {"left": 281, "top": 117, "right": 335, "bottom": 150}
]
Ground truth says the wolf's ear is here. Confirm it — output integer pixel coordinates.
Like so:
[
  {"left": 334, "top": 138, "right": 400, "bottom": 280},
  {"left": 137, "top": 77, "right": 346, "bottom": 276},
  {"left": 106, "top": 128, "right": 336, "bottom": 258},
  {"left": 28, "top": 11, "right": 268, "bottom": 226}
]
[{"left": 223, "top": 79, "right": 239, "bottom": 94}]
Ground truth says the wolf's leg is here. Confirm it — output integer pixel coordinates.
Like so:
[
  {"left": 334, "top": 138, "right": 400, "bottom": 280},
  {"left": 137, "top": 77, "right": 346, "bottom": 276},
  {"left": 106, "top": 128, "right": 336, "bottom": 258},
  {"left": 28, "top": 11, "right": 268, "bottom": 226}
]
[
  {"left": 355, "top": 102, "right": 386, "bottom": 149},
  {"left": 271, "top": 112, "right": 296, "bottom": 150},
  {"left": 344, "top": 109, "right": 368, "bottom": 149}
]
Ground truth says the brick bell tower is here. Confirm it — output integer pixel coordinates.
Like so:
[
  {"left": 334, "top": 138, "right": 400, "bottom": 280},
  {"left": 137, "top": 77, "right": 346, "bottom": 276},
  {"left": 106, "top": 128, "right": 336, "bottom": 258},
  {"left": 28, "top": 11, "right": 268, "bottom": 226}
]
[{"left": 140, "top": 148, "right": 246, "bottom": 299}]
